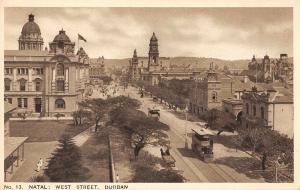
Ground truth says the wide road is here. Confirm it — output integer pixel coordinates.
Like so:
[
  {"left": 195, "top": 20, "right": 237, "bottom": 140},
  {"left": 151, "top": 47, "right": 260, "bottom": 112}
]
[{"left": 120, "top": 85, "right": 264, "bottom": 183}]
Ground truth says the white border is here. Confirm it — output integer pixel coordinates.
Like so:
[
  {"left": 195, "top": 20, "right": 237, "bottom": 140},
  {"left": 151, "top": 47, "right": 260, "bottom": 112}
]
[{"left": 0, "top": 0, "right": 299, "bottom": 189}]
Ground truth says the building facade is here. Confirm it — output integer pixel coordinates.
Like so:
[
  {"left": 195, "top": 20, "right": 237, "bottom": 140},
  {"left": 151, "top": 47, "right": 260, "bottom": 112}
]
[
  {"left": 247, "top": 54, "right": 293, "bottom": 84},
  {"left": 241, "top": 89, "right": 293, "bottom": 138},
  {"left": 89, "top": 56, "right": 106, "bottom": 84},
  {"left": 4, "top": 14, "right": 89, "bottom": 117},
  {"left": 129, "top": 33, "right": 201, "bottom": 85}
]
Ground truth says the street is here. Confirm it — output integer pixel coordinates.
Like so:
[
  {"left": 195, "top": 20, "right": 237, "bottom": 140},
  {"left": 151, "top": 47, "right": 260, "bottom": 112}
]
[{"left": 117, "top": 85, "right": 265, "bottom": 182}]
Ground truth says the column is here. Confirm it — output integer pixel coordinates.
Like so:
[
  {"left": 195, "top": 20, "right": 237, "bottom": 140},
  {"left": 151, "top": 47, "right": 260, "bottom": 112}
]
[
  {"left": 28, "top": 67, "right": 32, "bottom": 91},
  {"left": 13, "top": 68, "right": 17, "bottom": 91},
  {"left": 65, "top": 68, "right": 69, "bottom": 82},
  {"left": 65, "top": 68, "right": 69, "bottom": 92},
  {"left": 52, "top": 68, "right": 55, "bottom": 82},
  {"left": 52, "top": 68, "right": 56, "bottom": 91}
]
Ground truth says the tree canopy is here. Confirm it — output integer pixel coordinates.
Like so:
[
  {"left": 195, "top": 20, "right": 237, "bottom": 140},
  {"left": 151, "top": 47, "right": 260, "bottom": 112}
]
[
  {"left": 111, "top": 108, "right": 169, "bottom": 158},
  {"left": 45, "top": 135, "right": 88, "bottom": 182}
]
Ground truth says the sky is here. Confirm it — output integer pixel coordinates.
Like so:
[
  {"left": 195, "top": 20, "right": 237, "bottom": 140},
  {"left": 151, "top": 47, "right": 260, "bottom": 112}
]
[{"left": 4, "top": 7, "right": 293, "bottom": 60}]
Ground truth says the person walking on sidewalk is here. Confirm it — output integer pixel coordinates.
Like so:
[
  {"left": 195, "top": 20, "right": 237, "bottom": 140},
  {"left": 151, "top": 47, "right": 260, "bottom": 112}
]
[
  {"left": 116, "top": 174, "right": 119, "bottom": 183},
  {"left": 36, "top": 158, "right": 43, "bottom": 172}
]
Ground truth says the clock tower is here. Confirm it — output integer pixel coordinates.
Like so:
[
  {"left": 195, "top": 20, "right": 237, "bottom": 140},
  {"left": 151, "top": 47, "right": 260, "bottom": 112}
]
[{"left": 148, "top": 32, "right": 160, "bottom": 71}]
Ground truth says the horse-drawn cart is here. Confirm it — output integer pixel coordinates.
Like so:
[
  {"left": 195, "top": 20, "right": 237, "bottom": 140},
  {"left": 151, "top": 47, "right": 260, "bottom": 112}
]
[
  {"left": 160, "top": 148, "right": 175, "bottom": 167},
  {"left": 148, "top": 108, "right": 160, "bottom": 121}
]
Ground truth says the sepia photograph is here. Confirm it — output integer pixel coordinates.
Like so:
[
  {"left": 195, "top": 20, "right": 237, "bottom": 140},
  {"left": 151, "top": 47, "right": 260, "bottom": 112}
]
[{"left": 1, "top": 2, "right": 298, "bottom": 188}]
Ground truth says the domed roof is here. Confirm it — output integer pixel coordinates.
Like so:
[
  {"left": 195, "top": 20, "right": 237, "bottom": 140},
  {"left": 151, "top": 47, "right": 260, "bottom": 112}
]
[
  {"left": 21, "top": 14, "right": 41, "bottom": 35},
  {"left": 150, "top": 32, "right": 158, "bottom": 41},
  {"left": 53, "top": 29, "right": 71, "bottom": 42}
]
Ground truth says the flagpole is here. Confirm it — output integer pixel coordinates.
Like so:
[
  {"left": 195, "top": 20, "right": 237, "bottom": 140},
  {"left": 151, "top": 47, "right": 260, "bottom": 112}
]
[{"left": 78, "top": 34, "right": 80, "bottom": 52}]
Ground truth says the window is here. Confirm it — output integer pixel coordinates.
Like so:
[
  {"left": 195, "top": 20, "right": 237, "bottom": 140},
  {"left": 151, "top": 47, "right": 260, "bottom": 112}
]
[
  {"left": 253, "top": 105, "right": 256, "bottom": 116},
  {"left": 212, "top": 92, "right": 217, "bottom": 102},
  {"left": 55, "top": 99, "right": 65, "bottom": 109},
  {"left": 17, "top": 98, "right": 22, "bottom": 108},
  {"left": 33, "top": 68, "right": 44, "bottom": 75},
  {"left": 17, "top": 68, "right": 28, "bottom": 75},
  {"left": 5, "top": 68, "right": 13, "bottom": 75},
  {"left": 35, "top": 80, "right": 42, "bottom": 91},
  {"left": 261, "top": 107, "right": 265, "bottom": 119},
  {"left": 56, "top": 63, "right": 64, "bottom": 76},
  {"left": 246, "top": 103, "right": 249, "bottom": 114},
  {"left": 5, "top": 79, "right": 11, "bottom": 91},
  {"left": 23, "top": 98, "right": 28, "bottom": 108},
  {"left": 19, "top": 79, "right": 26, "bottom": 91},
  {"left": 4, "top": 97, "right": 12, "bottom": 104},
  {"left": 56, "top": 80, "right": 65, "bottom": 91},
  {"left": 17, "top": 98, "right": 28, "bottom": 108}
]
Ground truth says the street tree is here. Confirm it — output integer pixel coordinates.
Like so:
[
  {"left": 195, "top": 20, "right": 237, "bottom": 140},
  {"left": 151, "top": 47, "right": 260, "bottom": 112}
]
[
  {"left": 45, "top": 135, "right": 88, "bottom": 182},
  {"left": 78, "top": 98, "right": 108, "bottom": 126},
  {"left": 72, "top": 109, "right": 91, "bottom": 126},
  {"left": 112, "top": 108, "right": 169, "bottom": 159}
]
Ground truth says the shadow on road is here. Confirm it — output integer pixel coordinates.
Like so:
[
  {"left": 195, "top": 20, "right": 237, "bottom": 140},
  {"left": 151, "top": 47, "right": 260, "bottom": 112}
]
[
  {"left": 176, "top": 148, "right": 198, "bottom": 159},
  {"left": 213, "top": 156, "right": 271, "bottom": 181}
]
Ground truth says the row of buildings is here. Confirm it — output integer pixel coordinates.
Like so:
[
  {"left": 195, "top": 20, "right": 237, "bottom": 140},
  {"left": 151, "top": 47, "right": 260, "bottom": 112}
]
[
  {"left": 4, "top": 14, "right": 90, "bottom": 117},
  {"left": 127, "top": 33, "right": 294, "bottom": 138},
  {"left": 189, "top": 63, "right": 293, "bottom": 138}
]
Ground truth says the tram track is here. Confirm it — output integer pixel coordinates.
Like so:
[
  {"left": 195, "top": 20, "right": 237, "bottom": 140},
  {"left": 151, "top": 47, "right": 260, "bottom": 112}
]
[
  {"left": 126, "top": 88, "right": 239, "bottom": 182},
  {"left": 168, "top": 121, "right": 238, "bottom": 182}
]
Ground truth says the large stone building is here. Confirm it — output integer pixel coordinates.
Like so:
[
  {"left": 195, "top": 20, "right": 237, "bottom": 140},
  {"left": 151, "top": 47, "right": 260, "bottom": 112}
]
[
  {"left": 189, "top": 62, "right": 275, "bottom": 116},
  {"left": 247, "top": 54, "right": 293, "bottom": 84},
  {"left": 4, "top": 14, "right": 89, "bottom": 117},
  {"left": 129, "top": 33, "right": 201, "bottom": 85},
  {"left": 189, "top": 63, "right": 249, "bottom": 114},
  {"left": 241, "top": 88, "right": 293, "bottom": 138},
  {"left": 89, "top": 56, "right": 106, "bottom": 84}
]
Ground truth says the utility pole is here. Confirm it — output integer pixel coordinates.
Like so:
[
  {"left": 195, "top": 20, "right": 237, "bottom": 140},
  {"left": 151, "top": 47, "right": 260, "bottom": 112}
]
[{"left": 185, "top": 104, "right": 189, "bottom": 149}]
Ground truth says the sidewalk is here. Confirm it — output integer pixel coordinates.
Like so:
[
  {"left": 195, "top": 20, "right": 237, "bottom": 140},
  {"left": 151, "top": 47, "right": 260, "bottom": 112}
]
[
  {"left": 109, "top": 126, "right": 133, "bottom": 182},
  {"left": 9, "top": 126, "right": 94, "bottom": 182}
]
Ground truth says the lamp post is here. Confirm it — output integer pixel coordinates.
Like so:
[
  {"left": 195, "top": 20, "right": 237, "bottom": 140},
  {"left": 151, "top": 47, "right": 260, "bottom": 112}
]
[{"left": 184, "top": 104, "right": 189, "bottom": 149}]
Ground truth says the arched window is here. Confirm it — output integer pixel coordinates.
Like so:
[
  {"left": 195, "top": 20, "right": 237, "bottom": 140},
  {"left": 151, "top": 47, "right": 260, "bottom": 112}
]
[
  {"left": 56, "top": 63, "right": 64, "bottom": 76},
  {"left": 212, "top": 91, "right": 217, "bottom": 102},
  {"left": 55, "top": 99, "right": 65, "bottom": 109},
  {"left": 19, "top": 79, "right": 27, "bottom": 91},
  {"left": 5, "top": 78, "right": 11, "bottom": 91},
  {"left": 152, "top": 56, "right": 156, "bottom": 64},
  {"left": 253, "top": 105, "right": 256, "bottom": 116},
  {"left": 56, "top": 80, "right": 65, "bottom": 91},
  {"left": 261, "top": 107, "right": 264, "bottom": 119},
  {"left": 35, "top": 79, "right": 42, "bottom": 91},
  {"left": 246, "top": 103, "right": 249, "bottom": 114}
]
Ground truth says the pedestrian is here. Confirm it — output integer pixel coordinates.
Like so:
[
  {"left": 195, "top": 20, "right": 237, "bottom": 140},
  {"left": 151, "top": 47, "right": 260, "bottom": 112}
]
[
  {"left": 165, "top": 148, "right": 170, "bottom": 156},
  {"left": 95, "top": 124, "right": 99, "bottom": 132},
  {"left": 116, "top": 173, "right": 119, "bottom": 183},
  {"left": 210, "top": 139, "right": 214, "bottom": 148},
  {"left": 160, "top": 148, "right": 165, "bottom": 156},
  {"left": 36, "top": 158, "right": 43, "bottom": 172},
  {"left": 262, "top": 152, "right": 267, "bottom": 171}
]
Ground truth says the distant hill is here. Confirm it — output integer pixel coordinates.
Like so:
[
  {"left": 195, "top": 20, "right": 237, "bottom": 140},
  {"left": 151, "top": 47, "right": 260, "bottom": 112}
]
[
  {"left": 104, "top": 58, "right": 130, "bottom": 69},
  {"left": 102, "top": 56, "right": 293, "bottom": 71},
  {"left": 169, "top": 57, "right": 249, "bottom": 70}
]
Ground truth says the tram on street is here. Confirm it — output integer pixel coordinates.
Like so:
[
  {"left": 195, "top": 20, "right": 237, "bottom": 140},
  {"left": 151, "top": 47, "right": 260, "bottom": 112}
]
[{"left": 191, "top": 128, "right": 214, "bottom": 162}]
